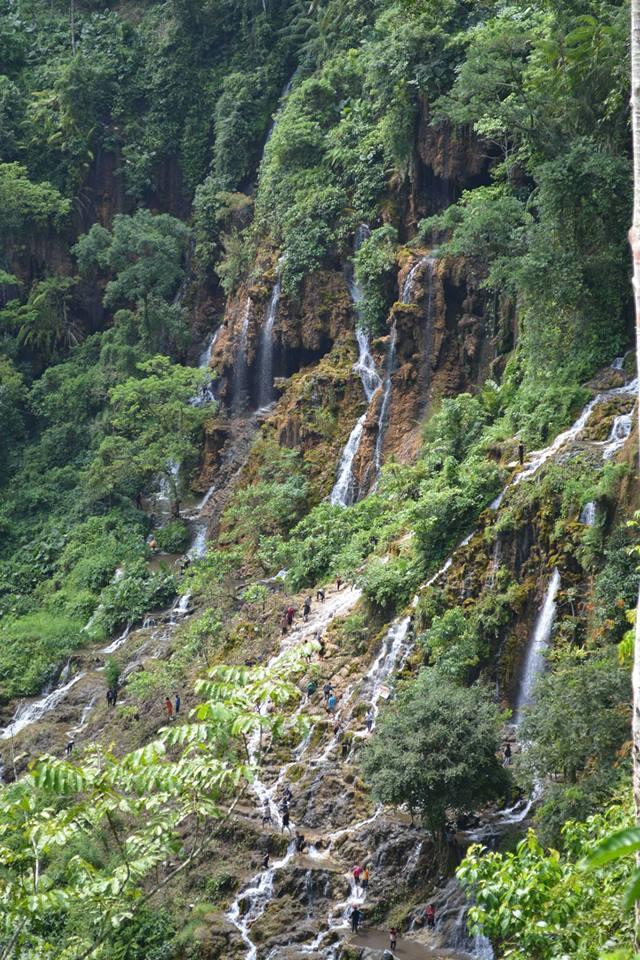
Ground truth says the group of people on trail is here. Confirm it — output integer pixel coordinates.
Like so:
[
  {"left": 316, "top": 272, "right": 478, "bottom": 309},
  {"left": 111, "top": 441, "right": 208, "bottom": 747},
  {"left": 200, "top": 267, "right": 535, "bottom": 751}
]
[{"left": 165, "top": 693, "right": 181, "bottom": 719}]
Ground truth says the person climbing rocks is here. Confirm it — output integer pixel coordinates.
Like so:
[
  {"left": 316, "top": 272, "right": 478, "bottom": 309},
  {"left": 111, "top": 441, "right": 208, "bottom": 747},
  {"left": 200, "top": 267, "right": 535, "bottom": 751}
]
[
  {"left": 283, "top": 784, "right": 293, "bottom": 803},
  {"left": 149, "top": 536, "right": 158, "bottom": 552},
  {"left": 518, "top": 440, "right": 525, "bottom": 465},
  {"left": 280, "top": 797, "right": 289, "bottom": 815},
  {"left": 281, "top": 808, "right": 291, "bottom": 833},
  {"left": 389, "top": 927, "right": 398, "bottom": 950},
  {"left": 361, "top": 866, "right": 369, "bottom": 892},
  {"left": 365, "top": 710, "right": 374, "bottom": 732},
  {"left": 262, "top": 800, "right": 273, "bottom": 826},
  {"left": 326, "top": 693, "right": 337, "bottom": 713},
  {"left": 174, "top": 692, "right": 181, "bottom": 715},
  {"left": 261, "top": 851, "right": 270, "bottom": 869},
  {"left": 295, "top": 832, "right": 306, "bottom": 852},
  {"left": 425, "top": 904, "right": 436, "bottom": 929},
  {"left": 165, "top": 697, "right": 174, "bottom": 719},
  {"left": 353, "top": 865, "right": 363, "bottom": 888},
  {"left": 306, "top": 679, "right": 317, "bottom": 699},
  {"left": 341, "top": 737, "right": 350, "bottom": 759},
  {"left": 336, "top": 576, "right": 343, "bottom": 591},
  {"left": 303, "top": 596, "right": 312, "bottom": 622},
  {"left": 503, "top": 742, "right": 512, "bottom": 766},
  {"left": 316, "top": 588, "right": 325, "bottom": 602},
  {"left": 286, "top": 605, "right": 296, "bottom": 627},
  {"left": 281, "top": 612, "right": 289, "bottom": 636},
  {"left": 106, "top": 689, "right": 113, "bottom": 707},
  {"left": 350, "top": 906, "right": 362, "bottom": 933},
  {"left": 333, "top": 718, "right": 343, "bottom": 738},
  {"left": 318, "top": 635, "right": 326, "bottom": 658},
  {"left": 65, "top": 738, "right": 74, "bottom": 756}
]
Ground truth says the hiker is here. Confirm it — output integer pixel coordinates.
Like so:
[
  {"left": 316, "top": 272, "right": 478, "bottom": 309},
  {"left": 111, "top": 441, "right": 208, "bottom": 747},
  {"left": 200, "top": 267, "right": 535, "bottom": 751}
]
[
  {"left": 303, "top": 596, "right": 312, "bottom": 622},
  {"left": 261, "top": 851, "right": 270, "bottom": 869},
  {"left": 281, "top": 612, "right": 289, "bottom": 636},
  {"left": 323, "top": 682, "right": 333, "bottom": 701},
  {"left": 106, "top": 689, "right": 113, "bottom": 707},
  {"left": 65, "top": 739, "right": 74, "bottom": 756},
  {"left": 111, "top": 687, "right": 118, "bottom": 706},
  {"left": 280, "top": 797, "right": 289, "bottom": 815},
  {"left": 174, "top": 692, "right": 181, "bottom": 715},
  {"left": 149, "top": 537, "right": 158, "bottom": 552},
  {"left": 262, "top": 800, "right": 273, "bottom": 826},
  {"left": 333, "top": 718, "right": 343, "bottom": 738},
  {"left": 503, "top": 742, "right": 512, "bottom": 766},
  {"left": 283, "top": 784, "right": 293, "bottom": 803},
  {"left": 350, "top": 906, "right": 361, "bottom": 934},
  {"left": 316, "top": 588, "right": 325, "bottom": 602},
  {"left": 318, "top": 635, "right": 326, "bottom": 658},
  {"left": 306, "top": 679, "right": 317, "bottom": 699},
  {"left": 327, "top": 693, "right": 337, "bottom": 713},
  {"left": 353, "top": 865, "right": 363, "bottom": 888},
  {"left": 361, "top": 866, "right": 369, "bottom": 892},
  {"left": 281, "top": 808, "right": 291, "bottom": 833},
  {"left": 425, "top": 904, "right": 436, "bottom": 929},
  {"left": 518, "top": 440, "right": 525, "bottom": 465},
  {"left": 389, "top": 927, "right": 398, "bottom": 950},
  {"left": 336, "top": 576, "right": 343, "bottom": 591},
  {"left": 341, "top": 738, "right": 350, "bottom": 759},
  {"left": 286, "top": 605, "right": 296, "bottom": 627},
  {"left": 165, "top": 697, "right": 174, "bottom": 719},
  {"left": 295, "top": 832, "right": 306, "bottom": 852},
  {"left": 365, "top": 710, "right": 374, "bottom": 732}
]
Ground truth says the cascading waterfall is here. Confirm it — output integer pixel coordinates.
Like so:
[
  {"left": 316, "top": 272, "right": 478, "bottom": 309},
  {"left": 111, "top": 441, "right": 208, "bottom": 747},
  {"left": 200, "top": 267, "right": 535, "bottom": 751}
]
[
  {"left": 514, "top": 569, "right": 561, "bottom": 726},
  {"left": 373, "top": 320, "right": 398, "bottom": 473},
  {"left": 232, "top": 297, "right": 252, "bottom": 413},
  {"left": 2, "top": 673, "right": 86, "bottom": 741},
  {"left": 329, "top": 225, "right": 382, "bottom": 506},
  {"left": 329, "top": 328, "right": 382, "bottom": 506},
  {"left": 602, "top": 412, "right": 633, "bottom": 459},
  {"left": 258, "top": 270, "right": 282, "bottom": 409}
]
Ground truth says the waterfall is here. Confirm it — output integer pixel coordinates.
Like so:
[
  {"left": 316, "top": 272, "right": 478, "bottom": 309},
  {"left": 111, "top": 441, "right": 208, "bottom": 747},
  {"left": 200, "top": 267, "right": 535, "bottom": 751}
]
[
  {"left": 513, "top": 377, "right": 637, "bottom": 488},
  {"left": 232, "top": 298, "right": 252, "bottom": 413},
  {"left": 602, "top": 412, "right": 633, "bottom": 460},
  {"left": 373, "top": 320, "right": 398, "bottom": 473},
  {"left": 580, "top": 501, "right": 597, "bottom": 526},
  {"left": 329, "top": 329, "right": 382, "bottom": 506},
  {"left": 258, "top": 271, "right": 282, "bottom": 409},
  {"left": 2, "top": 672, "right": 86, "bottom": 741},
  {"left": 329, "top": 225, "right": 382, "bottom": 507},
  {"left": 191, "top": 329, "right": 219, "bottom": 407},
  {"left": 514, "top": 569, "right": 560, "bottom": 726}
]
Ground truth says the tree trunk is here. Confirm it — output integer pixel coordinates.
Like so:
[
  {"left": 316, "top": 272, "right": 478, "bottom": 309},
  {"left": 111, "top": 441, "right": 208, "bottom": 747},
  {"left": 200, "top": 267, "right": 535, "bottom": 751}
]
[{"left": 630, "top": 0, "right": 640, "bottom": 944}]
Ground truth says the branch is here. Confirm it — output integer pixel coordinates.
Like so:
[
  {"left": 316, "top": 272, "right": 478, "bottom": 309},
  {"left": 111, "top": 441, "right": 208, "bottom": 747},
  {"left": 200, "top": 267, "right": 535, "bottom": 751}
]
[{"left": 70, "top": 786, "right": 248, "bottom": 960}]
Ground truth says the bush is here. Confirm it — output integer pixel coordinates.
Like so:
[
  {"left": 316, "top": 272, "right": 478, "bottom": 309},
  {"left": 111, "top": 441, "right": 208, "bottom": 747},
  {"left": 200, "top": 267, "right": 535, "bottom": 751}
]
[{"left": 155, "top": 519, "right": 190, "bottom": 554}]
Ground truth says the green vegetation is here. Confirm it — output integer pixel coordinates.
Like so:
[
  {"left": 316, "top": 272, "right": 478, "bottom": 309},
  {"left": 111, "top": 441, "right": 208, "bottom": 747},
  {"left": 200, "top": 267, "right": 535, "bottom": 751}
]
[
  {"left": 0, "top": 0, "right": 636, "bottom": 954},
  {"left": 459, "top": 799, "right": 635, "bottom": 959},
  {"left": 363, "top": 671, "right": 508, "bottom": 835}
]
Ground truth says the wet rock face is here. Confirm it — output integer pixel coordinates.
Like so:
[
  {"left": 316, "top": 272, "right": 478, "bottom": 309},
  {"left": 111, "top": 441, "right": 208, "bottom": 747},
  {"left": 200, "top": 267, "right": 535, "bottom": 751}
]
[{"left": 210, "top": 269, "right": 352, "bottom": 413}]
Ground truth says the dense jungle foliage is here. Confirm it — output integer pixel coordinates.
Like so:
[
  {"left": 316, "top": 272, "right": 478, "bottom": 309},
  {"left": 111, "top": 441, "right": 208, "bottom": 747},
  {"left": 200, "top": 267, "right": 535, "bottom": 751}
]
[{"left": 0, "top": 0, "right": 638, "bottom": 956}]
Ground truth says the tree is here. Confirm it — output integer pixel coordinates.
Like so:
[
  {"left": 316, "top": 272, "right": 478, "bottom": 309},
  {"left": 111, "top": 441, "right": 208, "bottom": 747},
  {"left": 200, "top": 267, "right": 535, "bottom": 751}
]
[
  {"left": 2, "top": 276, "right": 80, "bottom": 360},
  {"left": 74, "top": 210, "right": 191, "bottom": 326},
  {"left": 87, "top": 356, "right": 213, "bottom": 513},
  {"left": 0, "top": 162, "right": 70, "bottom": 247},
  {"left": 459, "top": 803, "right": 634, "bottom": 960},
  {"left": 362, "top": 669, "right": 508, "bottom": 835},
  {"left": 0, "top": 647, "right": 308, "bottom": 958}
]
